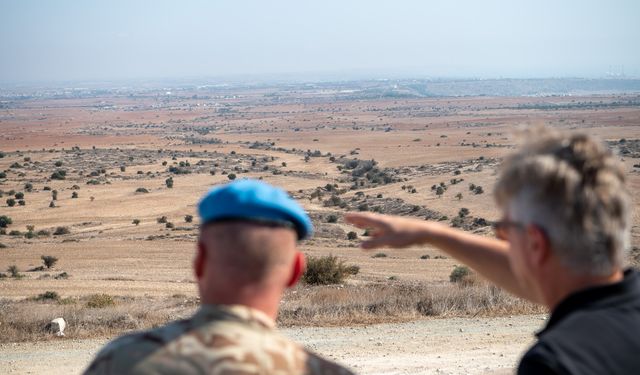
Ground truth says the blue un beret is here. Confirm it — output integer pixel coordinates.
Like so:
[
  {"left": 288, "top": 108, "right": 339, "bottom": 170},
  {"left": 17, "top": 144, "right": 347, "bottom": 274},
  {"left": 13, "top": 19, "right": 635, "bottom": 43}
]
[{"left": 198, "top": 179, "right": 313, "bottom": 240}]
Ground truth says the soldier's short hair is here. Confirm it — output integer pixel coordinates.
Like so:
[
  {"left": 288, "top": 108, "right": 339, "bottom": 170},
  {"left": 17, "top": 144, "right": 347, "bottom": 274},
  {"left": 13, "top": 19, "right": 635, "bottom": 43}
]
[{"left": 494, "top": 128, "right": 631, "bottom": 276}]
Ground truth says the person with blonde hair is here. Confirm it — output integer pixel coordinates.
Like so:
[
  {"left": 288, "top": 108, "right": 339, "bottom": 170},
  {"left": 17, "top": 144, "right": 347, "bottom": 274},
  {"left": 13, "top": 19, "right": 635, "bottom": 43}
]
[{"left": 347, "top": 129, "right": 639, "bottom": 374}]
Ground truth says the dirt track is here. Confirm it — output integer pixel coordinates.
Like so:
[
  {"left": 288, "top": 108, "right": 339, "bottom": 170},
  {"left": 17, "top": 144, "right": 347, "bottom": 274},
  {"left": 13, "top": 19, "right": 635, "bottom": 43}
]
[{"left": 0, "top": 314, "right": 544, "bottom": 375}]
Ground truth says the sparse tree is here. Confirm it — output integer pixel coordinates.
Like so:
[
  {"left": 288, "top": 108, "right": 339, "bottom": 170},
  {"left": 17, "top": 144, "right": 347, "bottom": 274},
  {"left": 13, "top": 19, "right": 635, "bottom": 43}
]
[
  {"left": 0, "top": 215, "right": 12, "bottom": 227},
  {"left": 6, "top": 198, "right": 16, "bottom": 207},
  {"left": 435, "top": 186, "right": 444, "bottom": 198},
  {"left": 41, "top": 255, "right": 58, "bottom": 269}
]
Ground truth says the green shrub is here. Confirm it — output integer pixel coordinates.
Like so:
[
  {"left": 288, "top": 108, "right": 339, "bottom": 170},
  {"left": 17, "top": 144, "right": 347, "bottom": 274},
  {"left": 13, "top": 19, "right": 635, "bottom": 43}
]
[
  {"left": 132, "top": 219, "right": 141, "bottom": 225},
  {"left": 450, "top": 265, "right": 471, "bottom": 283},
  {"left": 347, "top": 231, "right": 358, "bottom": 240},
  {"left": 14, "top": 192, "right": 24, "bottom": 199},
  {"left": 227, "top": 173, "right": 237, "bottom": 180},
  {"left": 50, "top": 170, "right": 67, "bottom": 180},
  {"left": 86, "top": 293, "right": 115, "bottom": 308},
  {"left": 135, "top": 187, "right": 149, "bottom": 193},
  {"left": 6, "top": 198, "right": 16, "bottom": 207},
  {"left": 420, "top": 254, "right": 431, "bottom": 260},
  {"left": 53, "top": 226, "right": 70, "bottom": 235},
  {"left": 302, "top": 255, "right": 358, "bottom": 285},
  {"left": 184, "top": 215, "right": 193, "bottom": 223},
  {"left": 71, "top": 192, "right": 78, "bottom": 198},
  {"left": 326, "top": 214, "right": 338, "bottom": 223},
  {"left": 165, "top": 222, "right": 174, "bottom": 229},
  {"left": 165, "top": 177, "right": 174, "bottom": 188},
  {"left": 0, "top": 215, "right": 12, "bottom": 228},
  {"left": 157, "top": 216, "right": 167, "bottom": 224},
  {"left": 372, "top": 252, "right": 388, "bottom": 258},
  {"left": 41, "top": 255, "right": 58, "bottom": 269},
  {"left": 34, "top": 291, "right": 60, "bottom": 301},
  {"left": 7, "top": 265, "right": 20, "bottom": 278}
]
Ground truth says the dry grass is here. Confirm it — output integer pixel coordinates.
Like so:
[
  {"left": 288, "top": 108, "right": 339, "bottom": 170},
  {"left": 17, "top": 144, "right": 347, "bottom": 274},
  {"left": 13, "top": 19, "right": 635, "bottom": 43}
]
[
  {"left": 0, "top": 295, "right": 198, "bottom": 343},
  {"left": 0, "top": 281, "right": 543, "bottom": 343},
  {"left": 278, "top": 280, "right": 543, "bottom": 326}
]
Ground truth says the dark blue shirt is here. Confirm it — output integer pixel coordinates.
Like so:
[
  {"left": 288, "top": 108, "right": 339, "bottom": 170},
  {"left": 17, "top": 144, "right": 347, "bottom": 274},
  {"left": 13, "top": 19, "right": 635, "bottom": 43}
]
[{"left": 518, "top": 269, "right": 640, "bottom": 375}]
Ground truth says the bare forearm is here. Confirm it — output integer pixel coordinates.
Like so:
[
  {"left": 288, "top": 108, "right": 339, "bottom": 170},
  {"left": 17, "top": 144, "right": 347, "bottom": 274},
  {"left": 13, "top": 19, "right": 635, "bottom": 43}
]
[{"left": 417, "top": 223, "right": 538, "bottom": 302}]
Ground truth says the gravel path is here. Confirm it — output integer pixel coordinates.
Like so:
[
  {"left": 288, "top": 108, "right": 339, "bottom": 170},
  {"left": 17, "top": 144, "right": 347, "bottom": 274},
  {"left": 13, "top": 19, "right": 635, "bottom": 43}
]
[{"left": 0, "top": 314, "right": 545, "bottom": 375}]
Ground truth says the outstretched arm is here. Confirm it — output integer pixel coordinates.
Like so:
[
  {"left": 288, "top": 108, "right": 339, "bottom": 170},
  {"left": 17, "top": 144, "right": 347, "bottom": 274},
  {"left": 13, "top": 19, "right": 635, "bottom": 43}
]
[{"left": 345, "top": 212, "right": 539, "bottom": 303}]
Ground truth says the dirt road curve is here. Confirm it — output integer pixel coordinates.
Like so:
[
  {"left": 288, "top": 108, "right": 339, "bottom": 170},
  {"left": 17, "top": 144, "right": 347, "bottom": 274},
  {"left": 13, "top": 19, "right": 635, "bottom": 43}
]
[{"left": 0, "top": 314, "right": 544, "bottom": 375}]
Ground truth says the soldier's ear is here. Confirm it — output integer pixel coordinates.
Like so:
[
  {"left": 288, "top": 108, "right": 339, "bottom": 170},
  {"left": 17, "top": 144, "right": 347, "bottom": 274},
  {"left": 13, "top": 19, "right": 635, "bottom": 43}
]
[
  {"left": 287, "top": 251, "right": 305, "bottom": 288},
  {"left": 194, "top": 241, "right": 206, "bottom": 279}
]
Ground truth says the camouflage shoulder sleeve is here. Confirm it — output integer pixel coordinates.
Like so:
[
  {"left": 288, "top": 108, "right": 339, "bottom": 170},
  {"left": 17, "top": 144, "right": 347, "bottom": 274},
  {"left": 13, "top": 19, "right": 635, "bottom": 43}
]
[
  {"left": 83, "top": 318, "right": 195, "bottom": 375},
  {"left": 303, "top": 349, "right": 356, "bottom": 375}
]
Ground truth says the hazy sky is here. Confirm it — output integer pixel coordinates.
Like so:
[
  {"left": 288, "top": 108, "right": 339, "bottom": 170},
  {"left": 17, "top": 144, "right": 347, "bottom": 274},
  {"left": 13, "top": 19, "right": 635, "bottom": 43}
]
[{"left": 1, "top": 0, "right": 639, "bottom": 83}]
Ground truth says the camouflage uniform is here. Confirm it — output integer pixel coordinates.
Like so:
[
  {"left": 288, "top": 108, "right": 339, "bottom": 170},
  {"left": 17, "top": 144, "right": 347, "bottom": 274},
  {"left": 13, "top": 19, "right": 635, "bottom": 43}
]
[{"left": 84, "top": 304, "right": 355, "bottom": 375}]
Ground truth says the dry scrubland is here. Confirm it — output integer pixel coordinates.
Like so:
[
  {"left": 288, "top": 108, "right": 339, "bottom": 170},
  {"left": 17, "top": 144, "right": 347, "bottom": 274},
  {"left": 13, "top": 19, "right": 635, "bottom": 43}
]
[{"left": 0, "top": 87, "right": 639, "bottom": 371}]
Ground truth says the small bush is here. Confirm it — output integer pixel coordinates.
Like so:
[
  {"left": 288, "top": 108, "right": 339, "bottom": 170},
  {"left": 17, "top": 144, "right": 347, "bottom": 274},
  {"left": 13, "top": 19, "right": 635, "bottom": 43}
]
[
  {"left": 54, "top": 272, "right": 69, "bottom": 280},
  {"left": 0, "top": 215, "right": 12, "bottom": 228},
  {"left": 450, "top": 265, "right": 471, "bottom": 283},
  {"left": 184, "top": 215, "right": 193, "bottom": 223},
  {"left": 6, "top": 198, "right": 16, "bottom": 207},
  {"left": 420, "top": 254, "right": 431, "bottom": 260},
  {"left": 7, "top": 265, "right": 20, "bottom": 278},
  {"left": 326, "top": 214, "right": 338, "bottom": 223},
  {"left": 132, "top": 219, "right": 141, "bottom": 225},
  {"left": 165, "top": 222, "right": 175, "bottom": 229},
  {"left": 50, "top": 170, "right": 67, "bottom": 180},
  {"left": 53, "top": 227, "right": 70, "bottom": 236},
  {"left": 37, "top": 229, "right": 51, "bottom": 236},
  {"left": 227, "top": 173, "right": 237, "bottom": 180},
  {"left": 302, "top": 255, "right": 358, "bottom": 285},
  {"left": 86, "top": 294, "right": 115, "bottom": 308},
  {"left": 41, "top": 255, "right": 58, "bottom": 269},
  {"left": 165, "top": 177, "right": 174, "bottom": 188},
  {"left": 71, "top": 192, "right": 78, "bottom": 199},
  {"left": 15, "top": 192, "right": 24, "bottom": 199},
  {"left": 157, "top": 216, "right": 167, "bottom": 224},
  {"left": 34, "top": 291, "right": 60, "bottom": 301},
  {"left": 135, "top": 187, "right": 149, "bottom": 193},
  {"left": 347, "top": 231, "right": 358, "bottom": 240},
  {"left": 372, "top": 252, "right": 388, "bottom": 258}
]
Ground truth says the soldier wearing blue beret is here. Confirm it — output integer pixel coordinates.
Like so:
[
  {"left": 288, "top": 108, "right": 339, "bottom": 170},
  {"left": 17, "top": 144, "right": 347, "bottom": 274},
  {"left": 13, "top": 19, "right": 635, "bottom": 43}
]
[{"left": 85, "top": 179, "right": 354, "bottom": 375}]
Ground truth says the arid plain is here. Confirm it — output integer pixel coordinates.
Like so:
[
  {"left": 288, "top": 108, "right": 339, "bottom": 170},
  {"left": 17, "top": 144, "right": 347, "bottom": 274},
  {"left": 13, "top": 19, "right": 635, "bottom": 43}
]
[{"left": 1, "top": 83, "right": 639, "bottom": 373}]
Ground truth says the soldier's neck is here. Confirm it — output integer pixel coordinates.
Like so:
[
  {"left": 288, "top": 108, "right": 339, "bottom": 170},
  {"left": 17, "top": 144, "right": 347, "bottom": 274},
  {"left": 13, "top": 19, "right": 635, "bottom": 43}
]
[{"left": 201, "top": 286, "right": 282, "bottom": 321}]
